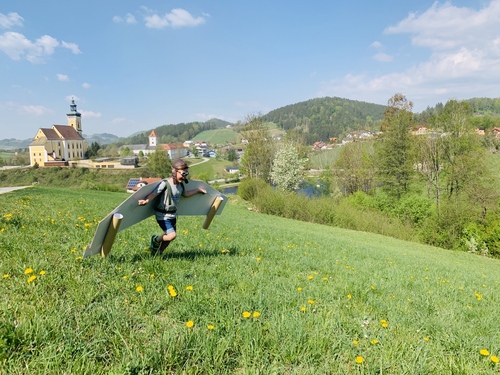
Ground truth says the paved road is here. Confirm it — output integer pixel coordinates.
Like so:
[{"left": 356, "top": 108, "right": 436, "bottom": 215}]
[{"left": 0, "top": 186, "right": 31, "bottom": 195}]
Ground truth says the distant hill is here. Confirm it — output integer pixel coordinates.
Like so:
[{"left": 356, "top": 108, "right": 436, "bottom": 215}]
[
  {"left": 191, "top": 128, "right": 240, "bottom": 145},
  {"left": 262, "top": 96, "right": 386, "bottom": 143},
  {"left": 0, "top": 138, "right": 32, "bottom": 150},
  {"left": 83, "top": 133, "right": 122, "bottom": 145},
  {"left": 122, "top": 119, "right": 232, "bottom": 145}
]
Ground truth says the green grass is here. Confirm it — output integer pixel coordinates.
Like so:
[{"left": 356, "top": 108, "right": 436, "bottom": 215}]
[
  {"left": 189, "top": 158, "right": 236, "bottom": 182},
  {"left": 0, "top": 186, "right": 499, "bottom": 374},
  {"left": 191, "top": 129, "right": 240, "bottom": 145}
]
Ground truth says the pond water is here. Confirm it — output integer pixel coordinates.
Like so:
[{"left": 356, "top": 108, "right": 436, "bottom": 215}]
[{"left": 220, "top": 180, "right": 329, "bottom": 198}]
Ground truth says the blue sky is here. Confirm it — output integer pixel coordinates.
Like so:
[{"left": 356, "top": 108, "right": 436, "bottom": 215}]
[{"left": 1, "top": 0, "right": 499, "bottom": 139}]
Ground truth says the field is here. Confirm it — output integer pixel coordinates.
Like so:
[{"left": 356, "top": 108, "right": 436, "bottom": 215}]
[
  {"left": 188, "top": 158, "right": 237, "bottom": 182},
  {"left": 191, "top": 129, "right": 240, "bottom": 145},
  {"left": 1, "top": 186, "right": 499, "bottom": 374}
]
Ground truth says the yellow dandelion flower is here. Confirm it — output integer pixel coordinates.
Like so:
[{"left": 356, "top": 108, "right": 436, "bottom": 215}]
[
  {"left": 355, "top": 356, "right": 364, "bottom": 364},
  {"left": 257, "top": 257, "right": 261, "bottom": 261},
  {"left": 186, "top": 285, "right": 193, "bottom": 291},
  {"left": 323, "top": 277, "right": 328, "bottom": 281},
  {"left": 123, "top": 275, "right": 128, "bottom": 279},
  {"left": 207, "top": 324, "right": 214, "bottom": 330},
  {"left": 491, "top": 356, "right": 499, "bottom": 364},
  {"left": 347, "top": 294, "right": 352, "bottom": 299},
  {"left": 27, "top": 275, "right": 37, "bottom": 283},
  {"left": 242, "top": 311, "right": 251, "bottom": 318},
  {"left": 308, "top": 299, "right": 315, "bottom": 305},
  {"left": 39, "top": 270, "right": 46, "bottom": 275},
  {"left": 150, "top": 274, "right": 154, "bottom": 278},
  {"left": 3, "top": 274, "right": 10, "bottom": 279},
  {"left": 186, "top": 320, "right": 194, "bottom": 328},
  {"left": 297, "top": 287, "right": 302, "bottom": 291},
  {"left": 371, "top": 339, "right": 379, "bottom": 345},
  {"left": 76, "top": 256, "right": 83, "bottom": 261},
  {"left": 423, "top": 337, "right": 430, "bottom": 342},
  {"left": 308, "top": 275, "right": 313, "bottom": 280},
  {"left": 168, "top": 286, "right": 177, "bottom": 297},
  {"left": 300, "top": 306, "right": 307, "bottom": 312},
  {"left": 252, "top": 311, "right": 260, "bottom": 318},
  {"left": 353, "top": 340, "right": 359, "bottom": 345},
  {"left": 136, "top": 286, "right": 143, "bottom": 292},
  {"left": 24, "top": 268, "right": 33, "bottom": 274},
  {"left": 480, "top": 349, "right": 490, "bottom": 356}
]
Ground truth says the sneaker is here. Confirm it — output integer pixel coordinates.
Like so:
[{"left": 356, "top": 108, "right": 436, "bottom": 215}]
[{"left": 150, "top": 235, "right": 161, "bottom": 255}]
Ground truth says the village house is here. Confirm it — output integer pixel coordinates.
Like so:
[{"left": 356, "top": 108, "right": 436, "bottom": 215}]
[
  {"left": 120, "top": 130, "right": 188, "bottom": 160},
  {"left": 29, "top": 100, "right": 88, "bottom": 167}
]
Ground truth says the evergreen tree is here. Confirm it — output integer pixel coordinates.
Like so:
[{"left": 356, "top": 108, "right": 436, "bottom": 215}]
[{"left": 376, "top": 93, "right": 415, "bottom": 199}]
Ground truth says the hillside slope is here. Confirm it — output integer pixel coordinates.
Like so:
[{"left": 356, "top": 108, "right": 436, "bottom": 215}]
[{"left": 0, "top": 187, "right": 498, "bottom": 373}]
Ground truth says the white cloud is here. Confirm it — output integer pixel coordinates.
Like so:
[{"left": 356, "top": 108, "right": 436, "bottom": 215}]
[
  {"left": 384, "top": 0, "right": 500, "bottom": 51},
  {"left": 196, "top": 113, "right": 225, "bottom": 121},
  {"left": 143, "top": 8, "right": 206, "bottom": 29},
  {"left": 113, "top": 13, "right": 137, "bottom": 25},
  {"left": 81, "top": 110, "right": 102, "bottom": 119},
  {"left": 82, "top": 82, "right": 91, "bottom": 89},
  {"left": 370, "top": 40, "right": 393, "bottom": 62},
  {"left": 61, "top": 41, "right": 81, "bottom": 54},
  {"left": 57, "top": 73, "right": 69, "bottom": 82},
  {"left": 21, "top": 104, "right": 51, "bottom": 116},
  {"left": 320, "top": 0, "right": 500, "bottom": 110},
  {"left": 0, "top": 12, "right": 23, "bottom": 29},
  {"left": 112, "top": 117, "right": 127, "bottom": 124},
  {"left": 0, "top": 31, "right": 80, "bottom": 63},
  {"left": 373, "top": 52, "right": 393, "bottom": 62}
]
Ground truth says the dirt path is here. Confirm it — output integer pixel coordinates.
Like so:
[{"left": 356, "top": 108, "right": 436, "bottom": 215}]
[{"left": 0, "top": 186, "right": 31, "bottom": 195}]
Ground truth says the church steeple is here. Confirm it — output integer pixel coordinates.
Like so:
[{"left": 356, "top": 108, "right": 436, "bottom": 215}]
[
  {"left": 67, "top": 98, "right": 82, "bottom": 135},
  {"left": 149, "top": 130, "right": 158, "bottom": 147}
]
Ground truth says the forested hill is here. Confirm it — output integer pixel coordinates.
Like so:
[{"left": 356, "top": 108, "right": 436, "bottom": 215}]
[
  {"left": 120, "top": 118, "right": 232, "bottom": 145},
  {"left": 262, "top": 97, "right": 386, "bottom": 143}
]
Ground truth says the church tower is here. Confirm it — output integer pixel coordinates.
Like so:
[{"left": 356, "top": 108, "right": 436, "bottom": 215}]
[
  {"left": 67, "top": 99, "right": 82, "bottom": 135},
  {"left": 149, "top": 130, "right": 158, "bottom": 147}
]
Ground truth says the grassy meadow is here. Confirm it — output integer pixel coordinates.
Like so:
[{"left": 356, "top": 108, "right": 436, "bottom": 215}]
[
  {"left": 1, "top": 186, "right": 499, "bottom": 374},
  {"left": 191, "top": 129, "right": 240, "bottom": 145}
]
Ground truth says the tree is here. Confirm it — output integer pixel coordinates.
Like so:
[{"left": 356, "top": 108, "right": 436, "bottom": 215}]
[
  {"left": 434, "top": 100, "right": 478, "bottom": 198},
  {"left": 333, "top": 141, "right": 376, "bottom": 196},
  {"left": 414, "top": 135, "right": 443, "bottom": 210},
  {"left": 120, "top": 146, "right": 133, "bottom": 157},
  {"left": 86, "top": 141, "right": 101, "bottom": 158},
  {"left": 225, "top": 148, "right": 238, "bottom": 162},
  {"left": 239, "top": 114, "right": 275, "bottom": 182},
  {"left": 147, "top": 146, "right": 171, "bottom": 177},
  {"left": 270, "top": 142, "right": 307, "bottom": 191},
  {"left": 376, "top": 93, "right": 415, "bottom": 198}
]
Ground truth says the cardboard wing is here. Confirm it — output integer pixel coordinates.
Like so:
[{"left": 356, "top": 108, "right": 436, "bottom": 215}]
[{"left": 83, "top": 180, "right": 227, "bottom": 258}]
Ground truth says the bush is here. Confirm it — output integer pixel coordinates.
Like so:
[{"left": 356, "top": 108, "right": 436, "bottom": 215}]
[
  {"left": 237, "top": 178, "right": 270, "bottom": 202},
  {"left": 393, "top": 194, "right": 432, "bottom": 226}
]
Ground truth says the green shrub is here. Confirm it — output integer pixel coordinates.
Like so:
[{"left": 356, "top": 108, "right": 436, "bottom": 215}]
[
  {"left": 393, "top": 194, "right": 432, "bottom": 226},
  {"left": 237, "top": 178, "right": 270, "bottom": 201}
]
